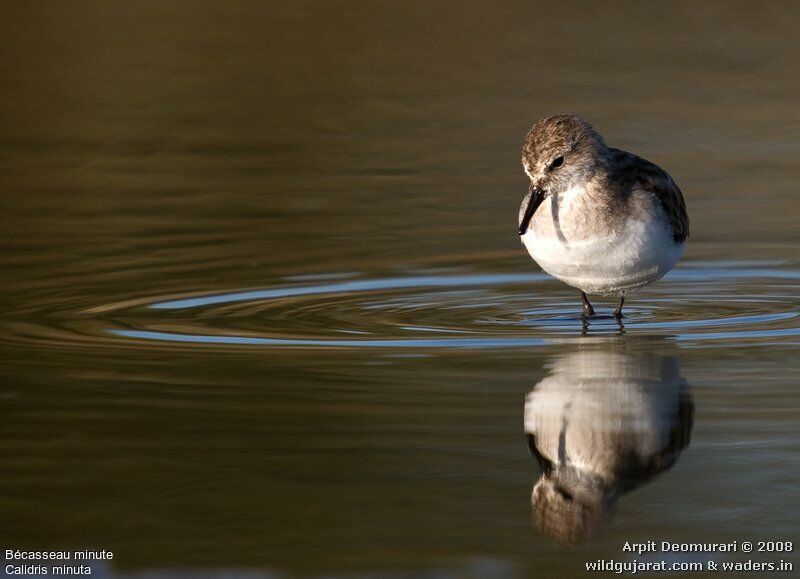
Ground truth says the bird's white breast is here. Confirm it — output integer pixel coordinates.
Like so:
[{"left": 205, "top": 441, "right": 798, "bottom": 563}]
[
  {"left": 520, "top": 188, "right": 684, "bottom": 296},
  {"left": 524, "top": 351, "right": 686, "bottom": 478}
]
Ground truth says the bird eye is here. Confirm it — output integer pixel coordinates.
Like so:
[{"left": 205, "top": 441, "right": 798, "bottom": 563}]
[
  {"left": 557, "top": 487, "right": 574, "bottom": 503},
  {"left": 549, "top": 156, "right": 565, "bottom": 171}
]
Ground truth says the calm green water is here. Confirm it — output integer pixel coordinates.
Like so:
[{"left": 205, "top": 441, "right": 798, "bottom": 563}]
[{"left": 2, "top": 2, "right": 799, "bottom": 577}]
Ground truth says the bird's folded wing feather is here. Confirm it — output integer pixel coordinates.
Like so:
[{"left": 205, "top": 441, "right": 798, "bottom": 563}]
[{"left": 609, "top": 148, "right": 690, "bottom": 243}]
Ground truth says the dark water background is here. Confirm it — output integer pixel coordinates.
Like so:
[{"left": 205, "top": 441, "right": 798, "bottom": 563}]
[{"left": 2, "top": 2, "right": 799, "bottom": 577}]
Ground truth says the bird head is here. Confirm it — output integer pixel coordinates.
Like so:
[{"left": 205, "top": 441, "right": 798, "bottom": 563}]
[{"left": 518, "top": 114, "right": 608, "bottom": 235}]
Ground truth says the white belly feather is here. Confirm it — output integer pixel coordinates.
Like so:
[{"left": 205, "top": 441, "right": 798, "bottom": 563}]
[{"left": 521, "top": 195, "right": 684, "bottom": 296}]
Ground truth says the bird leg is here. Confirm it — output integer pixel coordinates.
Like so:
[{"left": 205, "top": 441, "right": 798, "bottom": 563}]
[
  {"left": 613, "top": 296, "right": 625, "bottom": 319},
  {"left": 581, "top": 292, "right": 595, "bottom": 317}
]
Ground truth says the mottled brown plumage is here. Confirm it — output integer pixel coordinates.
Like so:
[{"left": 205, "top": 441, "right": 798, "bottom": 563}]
[
  {"left": 521, "top": 113, "right": 689, "bottom": 243},
  {"left": 605, "top": 148, "right": 690, "bottom": 243}
]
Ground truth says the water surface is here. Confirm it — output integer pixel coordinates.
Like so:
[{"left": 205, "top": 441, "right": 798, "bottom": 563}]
[{"left": 1, "top": 2, "right": 799, "bottom": 576}]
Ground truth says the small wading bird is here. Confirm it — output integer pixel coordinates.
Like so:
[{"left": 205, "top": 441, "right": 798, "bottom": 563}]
[{"left": 517, "top": 114, "right": 689, "bottom": 319}]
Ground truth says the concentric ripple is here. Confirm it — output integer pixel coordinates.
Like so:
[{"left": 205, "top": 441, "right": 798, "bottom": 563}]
[
  {"left": 89, "top": 263, "right": 800, "bottom": 350},
  {"left": 4, "top": 263, "right": 799, "bottom": 351}
]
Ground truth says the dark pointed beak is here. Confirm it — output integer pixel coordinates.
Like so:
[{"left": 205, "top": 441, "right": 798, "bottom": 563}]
[{"left": 518, "top": 185, "right": 546, "bottom": 235}]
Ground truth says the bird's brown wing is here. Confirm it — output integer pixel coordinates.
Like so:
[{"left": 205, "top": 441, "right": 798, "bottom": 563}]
[{"left": 609, "top": 148, "right": 690, "bottom": 243}]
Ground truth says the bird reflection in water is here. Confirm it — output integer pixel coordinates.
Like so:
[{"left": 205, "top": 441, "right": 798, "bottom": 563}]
[{"left": 524, "top": 339, "right": 693, "bottom": 545}]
